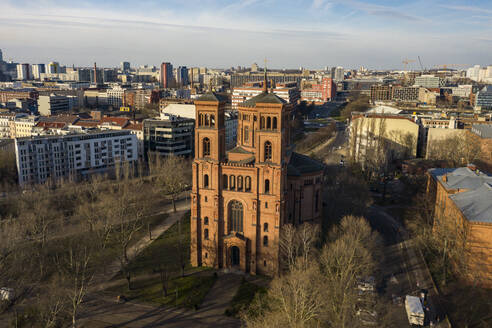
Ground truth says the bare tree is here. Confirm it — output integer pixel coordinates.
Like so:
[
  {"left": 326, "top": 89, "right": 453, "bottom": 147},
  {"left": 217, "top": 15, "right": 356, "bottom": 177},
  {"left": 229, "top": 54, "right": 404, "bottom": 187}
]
[
  {"left": 154, "top": 155, "right": 191, "bottom": 212},
  {"left": 279, "top": 223, "right": 319, "bottom": 271}
]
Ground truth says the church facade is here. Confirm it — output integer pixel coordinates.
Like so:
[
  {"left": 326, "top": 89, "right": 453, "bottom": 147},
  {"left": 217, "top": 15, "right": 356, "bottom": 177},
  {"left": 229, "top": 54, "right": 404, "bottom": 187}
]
[{"left": 190, "top": 86, "right": 324, "bottom": 276}]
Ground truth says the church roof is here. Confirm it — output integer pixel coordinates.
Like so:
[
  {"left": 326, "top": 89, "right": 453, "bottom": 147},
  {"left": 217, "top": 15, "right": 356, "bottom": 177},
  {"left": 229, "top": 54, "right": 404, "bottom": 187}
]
[
  {"left": 287, "top": 152, "right": 325, "bottom": 176},
  {"left": 241, "top": 92, "right": 286, "bottom": 107},
  {"left": 227, "top": 146, "right": 254, "bottom": 154},
  {"left": 196, "top": 92, "right": 228, "bottom": 103}
]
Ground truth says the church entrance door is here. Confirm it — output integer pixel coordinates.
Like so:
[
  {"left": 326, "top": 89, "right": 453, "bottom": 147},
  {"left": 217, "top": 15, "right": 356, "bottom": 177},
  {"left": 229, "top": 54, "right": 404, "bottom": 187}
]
[{"left": 231, "top": 246, "right": 240, "bottom": 266}]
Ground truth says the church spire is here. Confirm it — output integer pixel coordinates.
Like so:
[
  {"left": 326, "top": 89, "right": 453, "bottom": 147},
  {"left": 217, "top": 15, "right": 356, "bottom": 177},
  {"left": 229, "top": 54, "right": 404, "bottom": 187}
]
[{"left": 263, "top": 58, "right": 268, "bottom": 93}]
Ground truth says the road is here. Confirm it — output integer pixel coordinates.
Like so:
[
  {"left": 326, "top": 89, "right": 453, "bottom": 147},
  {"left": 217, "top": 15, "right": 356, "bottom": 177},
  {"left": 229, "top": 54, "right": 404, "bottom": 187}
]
[{"left": 367, "top": 205, "right": 448, "bottom": 327}]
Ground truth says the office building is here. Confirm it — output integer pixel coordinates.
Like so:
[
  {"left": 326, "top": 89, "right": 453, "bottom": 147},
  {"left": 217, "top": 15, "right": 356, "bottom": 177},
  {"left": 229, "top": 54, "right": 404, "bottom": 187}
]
[
  {"left": 121, "top": 61, "right": 130, "bottom": 72},
  {"left": 0, "top": 89, "right": 38, "bottom": 103},
  {"left": 475, "top": 86, "right": 492, "bottom": 112},
  {"left": 38, "top": 94, "right": 77, "bottom": 116},
  {"left": 107, "top": 86, "right": 126, "bottom": 108},
  {"left": 334, "top": 67, "right": 344, "bottom": 81},
  {"left": 143, "top": 114, "right": 194, "bottom": 157},
  {"left": 176, "top": 66, "right": 189, "bottom": 86},
  {"left": 392, "top": 86, "right": 420, "bottom": 102},
  {"left": 15, "top": 130, "right": 138, "bottom": 186},
  {"left": 190, "top": 89, "right": 324, "bottom": 276},
  {"left": 414, "top": 75, "right": 442, "bottom": 88},
  {"left": 160, "top": 62, "right": 173, "bottom": 88},
  {"left": 16, "top": 64, "right": 32, "bottom": 80}
]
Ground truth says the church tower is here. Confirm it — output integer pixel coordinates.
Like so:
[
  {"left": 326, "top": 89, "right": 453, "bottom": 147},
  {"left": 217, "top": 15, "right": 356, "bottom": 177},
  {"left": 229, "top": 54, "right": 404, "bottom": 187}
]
[{"left": 190, "top": 65, "right": 324, "bottom": 276}]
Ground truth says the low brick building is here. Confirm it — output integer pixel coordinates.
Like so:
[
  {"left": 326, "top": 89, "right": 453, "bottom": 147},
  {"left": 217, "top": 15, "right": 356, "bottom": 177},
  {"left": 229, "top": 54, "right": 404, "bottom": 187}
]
[{"left": 427, "top": 167, "right": 492, "bottom": 286}]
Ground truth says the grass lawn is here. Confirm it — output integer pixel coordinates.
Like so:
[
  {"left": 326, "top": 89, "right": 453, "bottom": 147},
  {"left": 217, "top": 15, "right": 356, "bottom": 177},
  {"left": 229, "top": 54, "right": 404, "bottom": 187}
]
[
  {"left": 115, "top": 211, "right": 192, "bottom": 278},
  {"left": 107, "top": 273, "right": 216, "bottom": 308},
  {"left": 225, "top": 279, "right": 267, "bottom": 317}
]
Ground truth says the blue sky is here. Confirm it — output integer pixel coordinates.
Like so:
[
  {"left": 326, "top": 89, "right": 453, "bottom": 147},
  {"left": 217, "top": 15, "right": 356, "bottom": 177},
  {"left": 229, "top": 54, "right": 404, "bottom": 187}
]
[{"left": 0, "top": 0, "right": 491, "bottom": 69}]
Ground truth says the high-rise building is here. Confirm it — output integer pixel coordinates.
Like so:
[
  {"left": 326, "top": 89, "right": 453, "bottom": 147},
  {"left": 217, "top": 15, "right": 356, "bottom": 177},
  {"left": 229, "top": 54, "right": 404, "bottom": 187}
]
[
  {"left": 334, "top": 67, "right": 344, "bottom": 81},
  {"left": 190, "top": 84, "right": 324, "bottom": 275},
  {"left": 160, "top": 62, "right": 173, "bottom": 88},
  {"left": 47, "top": 62, "right": 60, "bottom": 74},
  {"left": 121, "top": 61, "right": 130, "bottom": 72},
  {"left": 16, "top": 63, "right": 32, "bottom": 80},
  {"left": 475, "top": 86, "right": 492, "bottom": 112},
  {"left": 176, "top": 66, "right": 189, "bottom": 86},
  {"left": 32, "top": 64, "right": 46, "bottom": 80},
  {"left": 0, "top": 49, "right": 3, "bottom": 62}
]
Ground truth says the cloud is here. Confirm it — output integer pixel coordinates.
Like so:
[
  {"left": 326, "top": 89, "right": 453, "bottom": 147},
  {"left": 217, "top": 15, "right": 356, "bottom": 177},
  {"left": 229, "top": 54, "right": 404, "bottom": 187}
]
[{"left": 440, "top": 4, "right": 492, "bottom": 15}]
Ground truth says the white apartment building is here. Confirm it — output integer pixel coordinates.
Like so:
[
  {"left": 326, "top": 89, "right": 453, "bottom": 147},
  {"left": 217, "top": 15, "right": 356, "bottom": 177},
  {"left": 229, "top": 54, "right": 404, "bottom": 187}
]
[
  {"left": 15, "top": 130, "right": 138, "bottom": 186},
  {"left": 107, "top": 86, "right": 126, "bottom": 108},
  {"left": 0, "top": 112, "right": 20, "bottom": 139},
  {"left": 231, "top": 86, "right": 299, "bottom": 109},
  {"left": 10, "top": 115, "right": 39, "bottom": 138},
  {"left": 16, "top": 64, "right": 32, "bottom": 81}
]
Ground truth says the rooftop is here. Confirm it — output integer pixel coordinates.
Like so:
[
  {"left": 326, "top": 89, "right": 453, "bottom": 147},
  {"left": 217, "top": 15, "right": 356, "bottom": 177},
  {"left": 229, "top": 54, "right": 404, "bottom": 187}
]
[
  {"left": 429, "top": 167, "right": 492, "bottom": 191},
  {"left": 241, "top": 92, "right": 286, "bottom": 107},
  {"left": 471, "top": 124, "right": 492, "bottom": 139},
  {"left": 287, "top": 152, "right": 325, "bottom": 176},
  {"left": 449, "top": 183, "right": 492, "bottom": 223},
  {"left": 195, "top": 92, "right": 228, "bottom": 103}
]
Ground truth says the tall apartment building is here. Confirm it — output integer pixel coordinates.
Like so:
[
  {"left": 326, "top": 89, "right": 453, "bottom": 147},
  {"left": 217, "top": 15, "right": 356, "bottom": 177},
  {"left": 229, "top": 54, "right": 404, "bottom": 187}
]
[
  {"left": 300, "top": 78, "right": 336, "bottom": 104},
  {"left": 107, "top": 86, "right": 126, "bottom": 108},
  {"left": 232, "top": 82, "right": 300, "bottom": 109},
  {"left": 176, "top": 66, "right": 189, "bottom": 86},
  {"left": 47, "top": 62, "right": 60, "bottom": 74},
  {"left": 160, "top": 62, "right": 173, "bottom": 88},
  {"left": 16, "top": 64, "right": 32, "bottom": 80},
  {"left": 143, "top": 114, "right": 194, "bottom": 157},
  {"left": 15, "top": 130, "right": 138, "bottom": 186},
  {"left": 121, "top": 61, "right": 130, "bottom": 72},
  {"left": 32, "top": 64, "right": 46, "bottom": 80}
]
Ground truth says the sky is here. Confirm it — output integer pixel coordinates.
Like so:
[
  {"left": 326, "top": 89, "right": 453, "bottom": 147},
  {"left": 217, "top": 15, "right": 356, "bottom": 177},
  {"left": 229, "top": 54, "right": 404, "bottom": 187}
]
[{"left": 0, "top": 0, "right": 491, "bottom": 69}]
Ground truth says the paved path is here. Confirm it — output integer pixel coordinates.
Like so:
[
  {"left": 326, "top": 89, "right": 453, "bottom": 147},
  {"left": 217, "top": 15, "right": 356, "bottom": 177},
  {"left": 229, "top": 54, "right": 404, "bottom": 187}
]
[
  {"left": 79, "top": 272, "right": 243, "bottom": 328},
  {"left": 92, "top": 198, "right": 191, "bottom": 290}
]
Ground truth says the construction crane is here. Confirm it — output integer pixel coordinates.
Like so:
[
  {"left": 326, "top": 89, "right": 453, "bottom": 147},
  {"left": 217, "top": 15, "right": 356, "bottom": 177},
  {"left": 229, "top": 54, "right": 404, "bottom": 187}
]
[
  {"left": 402, "top": 58, "right": 416, "bottom": 71},
  {"left": 418, "top": 56, "right": 425, "bottom": 71}
]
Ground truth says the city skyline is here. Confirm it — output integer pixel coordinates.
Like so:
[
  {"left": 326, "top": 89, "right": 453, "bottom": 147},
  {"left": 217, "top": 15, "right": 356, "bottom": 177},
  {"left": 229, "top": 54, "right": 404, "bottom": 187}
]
[{"left": 1, "top": 0, "right": 492, "bottom": 69}]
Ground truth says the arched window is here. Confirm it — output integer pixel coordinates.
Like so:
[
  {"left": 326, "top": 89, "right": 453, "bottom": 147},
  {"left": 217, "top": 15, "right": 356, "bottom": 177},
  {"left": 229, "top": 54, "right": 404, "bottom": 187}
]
[
  {"left": 229, "top": 200, "right": 243, "bottom": 233},
  {"left": 267, "top": 116, "right": 271, "bottom": 129},
  {"left": 273, "top": 117, "right": 277, "bottom": 130},
  {"left": 264, "top": 141, "right": 272, "bottom": 161},
  {"left": 204, "top": 228, "right": 209, "bottom": 240},
  {"left": 264, "top": 179, "right": 270, "bottom": 194},
  {"left": 223, "top": 174, "right": 228, "bottom": 189},
  {"left": 204, "top": 174, "right": 209, "bottom": 188},
  {"left": 203, "top": 138, "right": 210, "bottom": 157},
  {"left": 204, "top": 217, "right": 209, "bottom": 225},
  {"left": 237, "top": 176, "right": 243, "bottom": 191},
  {"left": 245, "top": 176, "right": 251, "bottom": 192},
  {"left": 211, "top": 115, "right": 215, "bottom": 127},
  {"left": 260, "top": 117, "right": 265, "bottom": 129},
  {"left": 264, "top": 222, "right": 268, "bottom": 232},
  {"left": 229, "top": 175, "right": 235, "bottom": 190},
  {"left": 263, "top": 236, "right": 268, "bottom": 246}
]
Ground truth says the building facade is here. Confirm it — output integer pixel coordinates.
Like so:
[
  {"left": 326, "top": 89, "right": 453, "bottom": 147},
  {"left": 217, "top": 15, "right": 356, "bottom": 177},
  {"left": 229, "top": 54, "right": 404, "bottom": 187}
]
[
  {"left": 232, "top": 82, "right": 300, "bottom": 109},
  {"left": 190, "top": 89, "right": 324, "bottom": 276},
  {"left": 15, "top": 130, "right": 138, "bottom": 186},
  {"left": 300, "top": 78, "right": 336, "bottom": 104},
  {"left": 160, "top": 62, "right": 173, "bottom": 88},
  {"left": 143, "top": 114, "right": 194, "bottom": 157}
]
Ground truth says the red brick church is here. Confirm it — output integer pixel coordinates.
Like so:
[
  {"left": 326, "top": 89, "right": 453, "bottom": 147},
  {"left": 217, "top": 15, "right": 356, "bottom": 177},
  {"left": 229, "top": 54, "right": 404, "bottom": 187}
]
[{"left": 190, "top": 75, "right": 324, "bottom": 276}]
